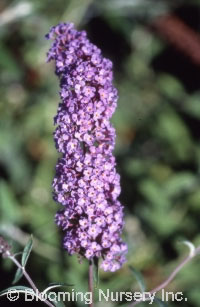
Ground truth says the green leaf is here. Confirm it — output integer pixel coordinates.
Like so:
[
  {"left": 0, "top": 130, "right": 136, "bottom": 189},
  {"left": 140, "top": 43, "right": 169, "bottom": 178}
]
[
  {"left": 0, "top": 286, "right": 33, "bottom": 297},
  {"left": 12, "top": 268, "right": 23, "bottom": 285},
  {"left": 158, "top": 74, "right": 184, "bottom": 100},
  {"left": 129, "top": 266, "right": 146, "bottom": 292},
  {"left": 92, "top": 257, "right": 99, "bottom": 289},
  {"left": 45, "top": 284, "right": 73, "bottom": 307},
  {"left": 164, "top": 173, "right": 196, "bottom": 198},
  {"left": 0, "top": 180, "right": 21, "bottom": 223},
  {"left": 183, "top": 93, "right": 200, "bottom": 119},
  {"left": 154, "top": 297, "right": 168, "bottom": 307},
  {"left": 139, "top": 179, "right": 171, "bottom": 209},
  {"left": 179, "top": 240, "right": 195, "bottom": 257},
  {"left": 44, "top": 283, "right": 74, "bottom": 294},
  {"left": 21, "top": 235, "right": 33, "bottom": 267},
  {"left": 154, "top": 108, "right": 192, "bottom": 161},
  {"left": 0, "top": 43, "right": 21, "bottom": 76},
  {"left": 47, "top": 282, "right": 74, "bottom": 287}
]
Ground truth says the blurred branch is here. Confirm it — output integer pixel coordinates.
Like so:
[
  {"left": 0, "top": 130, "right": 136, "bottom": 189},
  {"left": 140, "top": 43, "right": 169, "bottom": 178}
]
[
  {"left": 2, "top": 246, "right": 55, "bottom": 307},
  {"left": 151, "top": 14, "right": 200, "bottom": 66},
  {"left": 0, "top": 224, "right": 59, "bottom": 262},
  {"left": 130, "top": 242, "right": 200, "bottom": 306}
]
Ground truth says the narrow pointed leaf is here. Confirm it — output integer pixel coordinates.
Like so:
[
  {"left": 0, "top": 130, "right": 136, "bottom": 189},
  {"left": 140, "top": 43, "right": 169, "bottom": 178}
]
[
  {"left": 43, "top": 283, "right": 74, "bottom": 294},
  {"left": 48, "top": 282, "right": 74, "bottom": 287},
  {"left": 129, "top": 266, "right": 146, "bottom": 292},
  {"left": 45, "top": 284, "right": 73, "bottom": 307},
  {"left": 0, "top": 286, "right": 33, "bottom": 297},
  {"left": 21, "top": 235, "right": 33, "bottom": 267},
  {"left": 12, "top": 267, "right": 23, "bottom": 285},
  {"left": 180, "top": 240, "right": 195, "bottom": 257}
]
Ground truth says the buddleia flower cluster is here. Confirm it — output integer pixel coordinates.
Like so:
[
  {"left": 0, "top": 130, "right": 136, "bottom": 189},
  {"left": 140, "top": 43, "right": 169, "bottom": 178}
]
[{"left": 46, "top": 23, "right": 127, "bottom": 272}]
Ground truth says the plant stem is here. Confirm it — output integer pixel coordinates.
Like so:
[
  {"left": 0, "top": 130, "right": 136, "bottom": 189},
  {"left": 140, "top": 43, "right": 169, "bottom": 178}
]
[
  {"left": 131, "top": 245, "right": 200, "bottom": 306},
  {"left": 7, "top": 252, "right": 55, "bottom": 307},
  {"left": 10, "top": 255, "right": 38, "bottom": 292},
  {"left": 88, "top": 260, "right": 94, "bottom": 307}
]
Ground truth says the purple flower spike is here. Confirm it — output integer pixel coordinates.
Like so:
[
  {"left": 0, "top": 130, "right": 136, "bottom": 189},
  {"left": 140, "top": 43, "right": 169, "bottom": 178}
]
[{"left": 46, "top": 22, "right": 127, "bottom": 272}]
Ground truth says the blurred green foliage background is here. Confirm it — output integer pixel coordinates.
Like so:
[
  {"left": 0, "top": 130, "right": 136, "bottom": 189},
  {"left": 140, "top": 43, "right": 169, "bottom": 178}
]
[{"left": 1, "top": 0, "right": 200, "bottom": 306}]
